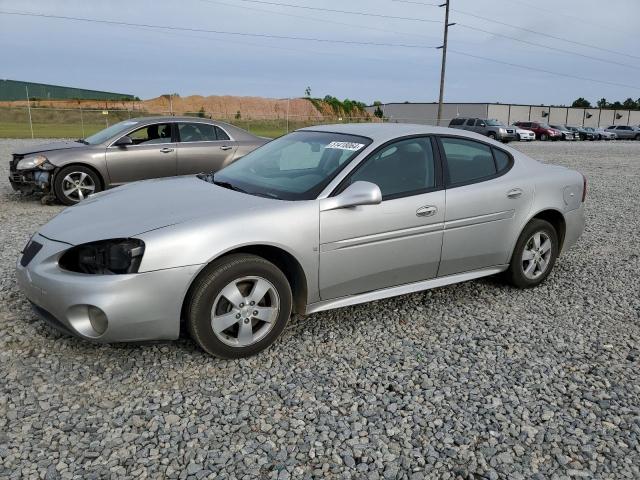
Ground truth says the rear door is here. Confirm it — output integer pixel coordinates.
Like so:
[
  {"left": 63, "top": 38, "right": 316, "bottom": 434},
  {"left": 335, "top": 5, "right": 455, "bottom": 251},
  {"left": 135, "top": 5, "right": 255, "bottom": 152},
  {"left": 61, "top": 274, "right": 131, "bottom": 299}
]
[
  {"left": 463, "top": 118, "right": 477, "bottom": 132},
  {"left": 105, "top": 122, "right": 177, "bottom": 185},
  {"left": 437, "top": 136, "right": 533, "bottom": 276},
  {"left": 176, "top": 122, "right": 239, "bottom": 175}
]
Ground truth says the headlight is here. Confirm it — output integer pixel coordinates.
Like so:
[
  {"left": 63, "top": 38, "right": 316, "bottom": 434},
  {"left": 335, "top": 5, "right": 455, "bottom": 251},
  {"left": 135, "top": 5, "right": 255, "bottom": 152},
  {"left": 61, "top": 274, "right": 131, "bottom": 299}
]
[
  {"left": 17, "top": 154, "right": 55, "bottom": 170},
  {"left": 498, "top": 128, "right": 506, "bottom": 133},
  {"left": 59, "top": 239, "right": 145, "bottom": 274}
]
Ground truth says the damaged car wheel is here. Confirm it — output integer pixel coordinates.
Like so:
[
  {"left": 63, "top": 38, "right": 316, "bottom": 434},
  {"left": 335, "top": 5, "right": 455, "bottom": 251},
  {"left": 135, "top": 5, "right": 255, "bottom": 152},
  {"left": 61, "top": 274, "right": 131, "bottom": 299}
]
[{"left": 53, "top": 165, "right": 102, "bottom": 205}]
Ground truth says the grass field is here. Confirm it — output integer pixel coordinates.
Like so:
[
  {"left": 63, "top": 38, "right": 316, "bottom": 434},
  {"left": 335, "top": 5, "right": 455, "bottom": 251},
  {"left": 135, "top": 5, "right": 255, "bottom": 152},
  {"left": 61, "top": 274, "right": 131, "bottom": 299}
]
[{"left": 0, "top": 107, "right": 371, "bottom": 140}]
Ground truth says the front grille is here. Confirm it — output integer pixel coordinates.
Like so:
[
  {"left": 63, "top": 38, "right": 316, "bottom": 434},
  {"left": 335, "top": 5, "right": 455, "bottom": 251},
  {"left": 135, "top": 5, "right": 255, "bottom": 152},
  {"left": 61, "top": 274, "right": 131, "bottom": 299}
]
[
  {"left": 506, "top": 129, "right": 514, "bottom": 134},
  {"left": 20, "top": 240, "right": 43, "bottom": 267},
  {"left": 10, "top": 154, "right": 23, "bottom": 172}
]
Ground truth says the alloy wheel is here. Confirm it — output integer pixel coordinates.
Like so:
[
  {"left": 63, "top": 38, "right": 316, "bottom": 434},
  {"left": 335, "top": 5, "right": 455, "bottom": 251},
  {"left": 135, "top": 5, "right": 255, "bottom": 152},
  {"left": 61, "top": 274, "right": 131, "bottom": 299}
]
[
  {"left": 61, "top": 172, "right": 95, "bottom": 202},
  {"left": 521, "top": 231, "right": 552, "bottom": 280},
  {"left": 211, "top": 276, "right": 280, "bottom": 347}
]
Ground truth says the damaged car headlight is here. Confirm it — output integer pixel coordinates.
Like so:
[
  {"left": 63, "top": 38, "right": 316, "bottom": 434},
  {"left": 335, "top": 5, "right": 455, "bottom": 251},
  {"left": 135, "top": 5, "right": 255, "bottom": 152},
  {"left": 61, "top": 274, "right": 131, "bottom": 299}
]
[
  {"left": 59, "top": 239, "right": 145, "bottom": 275},
  {"left": 17, "top": 154, "right": 55, "bottom": 170}
]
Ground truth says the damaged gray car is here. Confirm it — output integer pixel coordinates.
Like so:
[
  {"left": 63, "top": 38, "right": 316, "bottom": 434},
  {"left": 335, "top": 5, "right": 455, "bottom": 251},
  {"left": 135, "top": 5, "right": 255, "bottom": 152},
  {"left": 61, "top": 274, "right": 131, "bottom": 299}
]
[{"left": 9, "top": 117, "right": 268, "bottom": 205}]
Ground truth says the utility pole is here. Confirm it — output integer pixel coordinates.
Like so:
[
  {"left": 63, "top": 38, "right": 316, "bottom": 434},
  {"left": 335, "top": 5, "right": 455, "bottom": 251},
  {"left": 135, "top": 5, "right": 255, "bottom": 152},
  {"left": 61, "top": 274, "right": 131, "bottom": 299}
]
[
  {"left": 436, "top": 0, "right": 454, "bottom": 127},
  {"left": 25, "top": 86, "right": 34, "bottom": 139}
]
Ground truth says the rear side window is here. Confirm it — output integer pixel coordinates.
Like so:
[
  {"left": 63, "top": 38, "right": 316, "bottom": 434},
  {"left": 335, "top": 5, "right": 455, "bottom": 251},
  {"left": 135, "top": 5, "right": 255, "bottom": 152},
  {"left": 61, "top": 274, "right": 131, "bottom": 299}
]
[
  {"left": 216, "top": 126, "right": 231, "bottom": 140},
  {"left": 440, "top": 137, "right": 496, "bottom": 185},
  {"left": 465, "top": 118, "right": 476, "bottom": 126},
  {"left": 493, "top": 149, "right": 511, "bottom": 172},
  {"left": 449, "top": 118, "right": 464, "bottom": 126}
]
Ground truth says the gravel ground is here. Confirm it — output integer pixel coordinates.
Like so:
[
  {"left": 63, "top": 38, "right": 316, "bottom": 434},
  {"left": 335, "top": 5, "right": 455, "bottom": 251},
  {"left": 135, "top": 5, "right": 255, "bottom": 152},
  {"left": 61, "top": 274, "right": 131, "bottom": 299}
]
[{"left": 1, "top": 139, "right": 639, "bottom": 480}]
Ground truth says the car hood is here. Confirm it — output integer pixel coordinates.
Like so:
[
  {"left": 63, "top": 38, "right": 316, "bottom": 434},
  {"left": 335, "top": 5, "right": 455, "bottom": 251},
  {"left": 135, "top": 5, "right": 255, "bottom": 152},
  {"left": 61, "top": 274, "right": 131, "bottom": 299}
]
[
  {"left": 38, "top": 176, "right": 274, "bottom": 245},
  {"left": 14, "top": 141, "right": 87, "bottom": 156}
]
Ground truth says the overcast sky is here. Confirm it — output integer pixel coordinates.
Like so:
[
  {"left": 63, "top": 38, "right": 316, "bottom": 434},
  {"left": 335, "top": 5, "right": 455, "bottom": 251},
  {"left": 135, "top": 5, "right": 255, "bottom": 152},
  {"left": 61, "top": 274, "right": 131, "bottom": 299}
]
[{"left": 1, "top": 0, "right": 638, "bottom": 105}]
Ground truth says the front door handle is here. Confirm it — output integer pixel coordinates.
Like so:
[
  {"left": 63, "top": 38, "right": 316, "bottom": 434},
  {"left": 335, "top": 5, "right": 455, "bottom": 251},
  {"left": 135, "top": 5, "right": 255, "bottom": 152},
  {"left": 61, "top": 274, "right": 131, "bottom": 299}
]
[
  {"left": 416, "top": 205, "right": 437, "bottom": 217},
  {"left": 160, "top": 147, "right": 174, "bottom": 154},
  {"left": 507, "top": 188, "right": 523, "bottom": 199},
  {"left": 220, "top": 145, "right": 233, "bottom": 151}
]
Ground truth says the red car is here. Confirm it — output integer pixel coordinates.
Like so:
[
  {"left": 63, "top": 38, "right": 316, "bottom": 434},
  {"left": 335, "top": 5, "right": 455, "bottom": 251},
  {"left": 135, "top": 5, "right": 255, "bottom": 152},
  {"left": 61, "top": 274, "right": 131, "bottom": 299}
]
[{"left": 513, "top": 122, "right": 562, "bottom": 141}]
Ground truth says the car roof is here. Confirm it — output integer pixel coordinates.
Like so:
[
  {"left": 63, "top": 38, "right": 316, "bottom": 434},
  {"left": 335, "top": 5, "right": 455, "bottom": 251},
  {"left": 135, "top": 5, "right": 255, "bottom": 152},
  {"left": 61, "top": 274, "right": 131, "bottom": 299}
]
[
  {"left": 298, "top": 123, "right": 483, "bottom": 144},
  {"left": 125, "top": 116, "right": 259, "bottom": 140}
]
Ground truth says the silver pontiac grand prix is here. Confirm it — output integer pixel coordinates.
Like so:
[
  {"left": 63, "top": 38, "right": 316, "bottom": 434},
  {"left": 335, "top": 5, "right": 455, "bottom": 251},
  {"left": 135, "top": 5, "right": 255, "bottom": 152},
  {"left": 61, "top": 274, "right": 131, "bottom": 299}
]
[{"left": 17, "top": 124, "right": 586, "bottom": 358}]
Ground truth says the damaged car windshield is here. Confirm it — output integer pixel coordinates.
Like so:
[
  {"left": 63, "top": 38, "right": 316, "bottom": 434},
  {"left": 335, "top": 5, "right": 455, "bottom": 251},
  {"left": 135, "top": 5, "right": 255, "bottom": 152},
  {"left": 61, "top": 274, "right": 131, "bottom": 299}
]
[
  {"left": 210, "top": 131, "right": 371, "bottom": 201},
  {"left": 83, "top": 120, "right": 140, "bottom": 145}
]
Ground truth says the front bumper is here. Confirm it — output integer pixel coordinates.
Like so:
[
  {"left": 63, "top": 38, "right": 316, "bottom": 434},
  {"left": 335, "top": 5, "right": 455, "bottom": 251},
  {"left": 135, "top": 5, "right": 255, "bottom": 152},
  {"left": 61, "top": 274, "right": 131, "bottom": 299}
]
[
  {"left": 497, "top": 132, "right": 518, "bottom": 142},
  {"left": 16, "top": 234, "right": 202, "bottom": 342},
  {"left": 562, "top": 204, "right": 585, "bottom": 254},
  {"left": 9, "top": 169, "right": 51, "bottom": 194}
]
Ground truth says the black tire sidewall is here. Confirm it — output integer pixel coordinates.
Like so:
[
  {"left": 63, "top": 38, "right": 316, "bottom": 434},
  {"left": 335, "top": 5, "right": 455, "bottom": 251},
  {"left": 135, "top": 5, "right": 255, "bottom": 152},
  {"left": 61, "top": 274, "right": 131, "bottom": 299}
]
[
  {"left": 187, "top": 254, "right": 292, "bottom": 359},
  {"left": 53, "top": 165, "right": 102, "bottom": 205},
  {"left": 507, "top": 219, "right": 558, "bottom": 288}
]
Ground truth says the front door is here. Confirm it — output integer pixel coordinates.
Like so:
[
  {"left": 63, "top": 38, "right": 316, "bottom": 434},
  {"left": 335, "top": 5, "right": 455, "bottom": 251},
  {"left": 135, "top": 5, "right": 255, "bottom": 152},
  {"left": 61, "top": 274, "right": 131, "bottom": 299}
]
[
  {"left": 175, "top": 122, "right": 239, "bottom": 175},
  {"left": 319, "top": 136, "right": 445, "bottom": 300},
  {"left": 105, "top": 122, "right": 177, "bottom": 185},
  {"left": 437, "top": 136, "right": 534, "bottom": 276}
]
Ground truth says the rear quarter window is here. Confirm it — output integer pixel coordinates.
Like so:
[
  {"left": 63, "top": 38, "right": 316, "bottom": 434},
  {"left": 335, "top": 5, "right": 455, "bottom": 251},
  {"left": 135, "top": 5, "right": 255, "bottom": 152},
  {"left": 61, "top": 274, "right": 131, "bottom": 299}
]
[{"left": 449, "top": 118, "right": 465, "bottom": 126}]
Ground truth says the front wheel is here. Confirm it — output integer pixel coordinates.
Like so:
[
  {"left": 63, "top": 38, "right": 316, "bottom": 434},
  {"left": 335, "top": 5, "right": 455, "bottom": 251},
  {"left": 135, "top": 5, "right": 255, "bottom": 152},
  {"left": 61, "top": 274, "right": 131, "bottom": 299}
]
[
  {"left": 505, "top": 219, "right": 558, "bottom": 288},
  {"left": 488, "top": 132, "right": 497, "bottom": 140},
  {"left": 53, "top": 165, "right": 102, "bottom": 205},
  {"left": 186, "top": 254, "right": 292, "bottom": 358}
]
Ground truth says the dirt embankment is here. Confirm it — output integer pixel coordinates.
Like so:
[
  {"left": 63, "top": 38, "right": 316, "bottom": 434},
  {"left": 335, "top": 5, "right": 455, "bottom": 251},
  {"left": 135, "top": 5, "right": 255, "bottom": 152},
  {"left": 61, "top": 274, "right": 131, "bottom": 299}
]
[{"left": 1, "top": 95, "right": 369, "bottom": 120}]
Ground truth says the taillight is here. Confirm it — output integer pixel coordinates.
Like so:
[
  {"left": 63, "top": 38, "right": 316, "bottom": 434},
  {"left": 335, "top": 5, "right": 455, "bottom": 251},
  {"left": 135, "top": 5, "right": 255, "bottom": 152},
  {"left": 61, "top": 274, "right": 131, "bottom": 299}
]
[{"left": 581, "top": 173, "right": 587, "bottom": 202}]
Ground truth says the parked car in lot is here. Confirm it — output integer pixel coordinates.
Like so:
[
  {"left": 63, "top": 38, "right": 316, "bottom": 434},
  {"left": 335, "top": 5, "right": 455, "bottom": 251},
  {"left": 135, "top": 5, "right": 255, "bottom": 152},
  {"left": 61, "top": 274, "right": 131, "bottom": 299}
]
[
  {"left": 588, "top": 127, "right": 616, "bottom": 140},
  {"left": 9, "top": 117, "right": 268, "bottom": 205},
  {"left": 566, "top": 126, "right": 596, "bottom": 141},
  {"left": 604, "top": 125, "right": 640, "bottom": 140},
  {"left": 550, "top": 124, "right": 579, "bottom": 141},
  {"left": 511, "top": 125, "right": 535, "bottom": 141},
  {"left": 513, "top": 122, "right": 562, "bottom": 141},
  {"left": 448, "top": 117, "right": 517, "bottom": 143},
  {"left": 17, "top": 124, "right": 586, "bottom": 358}
]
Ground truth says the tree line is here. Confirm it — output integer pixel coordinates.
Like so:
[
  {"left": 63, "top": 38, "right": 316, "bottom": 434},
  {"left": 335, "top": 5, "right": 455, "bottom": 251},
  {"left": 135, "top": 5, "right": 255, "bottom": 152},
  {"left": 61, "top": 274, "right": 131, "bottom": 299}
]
[{"left": 571, "top": 97, "right": 640, "bottom": 110}]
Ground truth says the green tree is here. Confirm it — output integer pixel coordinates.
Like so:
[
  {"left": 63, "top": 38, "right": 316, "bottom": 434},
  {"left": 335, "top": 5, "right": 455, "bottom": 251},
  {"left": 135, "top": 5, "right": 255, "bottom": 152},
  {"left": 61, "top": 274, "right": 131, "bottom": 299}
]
[
  {"left": 235, "top": 110, "right": 241, "bottom": 120},
  {"left": 610, "top": 101, "right": 623, "bottom": 109},
  {"left": 622, "top": 98, "right": 637, "bottom": 109},
  {"left": 197, "top": 106, "right": 206, "bottom": 118},
  {"left": 304, "top": 86, "right": 311, "bottom": 97},
  {"left": 571, "top": 97, "right": 591, "bottom": 108},
  {"left": 373, "top": 100, "right": 384, "bottom": 119},
  {"left": 596, "top": 98, "right": 608, "bottom": 108}
]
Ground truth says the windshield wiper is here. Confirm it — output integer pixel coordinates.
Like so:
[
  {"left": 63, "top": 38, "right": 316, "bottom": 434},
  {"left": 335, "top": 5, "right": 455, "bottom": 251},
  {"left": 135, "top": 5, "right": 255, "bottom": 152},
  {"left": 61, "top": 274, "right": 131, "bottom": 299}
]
[
  {"left": 75, "top": 138, "right": 89, "bottom": 145},
  {"left": 213, "top": 178, "right": 247, "bottom": 194}
]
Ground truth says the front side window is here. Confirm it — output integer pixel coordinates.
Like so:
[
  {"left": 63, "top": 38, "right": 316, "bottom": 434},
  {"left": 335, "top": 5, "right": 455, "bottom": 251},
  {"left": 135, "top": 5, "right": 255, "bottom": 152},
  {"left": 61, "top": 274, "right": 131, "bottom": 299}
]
[
  {"left": 465, "top": 118, "right": 476, "bottom": 126},
  {"left": 213, "top": 131, "right": 370, "bottom": 200},
  {"left": 441, "top": 137, "right": 497, "bottom": 185},
  {"left": 178, "top": 123, "right": 218, "bottom": 142},
  {"left": 84, "top": 120, "right": 139, "bottom": 145},
  {"left": 485, "top": 120, "right": 503, "bottom": 126},
  {"left": 126, "top": 123, "right": 173, "bottom": 145},
  {"left": 345, "top": 137, "right": 436, "bottom": 199}
]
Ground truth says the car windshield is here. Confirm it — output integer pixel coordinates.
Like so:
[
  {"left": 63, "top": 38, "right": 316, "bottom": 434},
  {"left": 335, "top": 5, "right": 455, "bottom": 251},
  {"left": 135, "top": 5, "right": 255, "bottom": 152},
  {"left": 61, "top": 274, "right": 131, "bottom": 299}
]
[
  {"left": 485, "top": 120, "right": 503, "bottom": 126},
  {"left": 212, "top": 130, "right": 371, "bottom": 200},
  {"left": 83, "top": 120, "right": 140, "bottom": 145}
]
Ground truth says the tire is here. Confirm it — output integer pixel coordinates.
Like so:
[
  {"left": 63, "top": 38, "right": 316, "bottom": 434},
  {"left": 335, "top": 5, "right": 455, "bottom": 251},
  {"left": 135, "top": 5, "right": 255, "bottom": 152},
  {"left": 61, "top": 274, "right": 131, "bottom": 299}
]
[
  {"left": 540, "top": 133, "right": 548, "bottom": 141},
  {"left": 53, "top": 165, "right": 102, "bottom": 205},
  {"left": 505, "top": 219, "right": 558, "bottom": 289},
  {"left": 488, "top": 132, "right": 497, "bottom": 140},
  {"left": 186, "top": 254, "right": 292, "bottom": 359},
  {"left": 635, "top": 134, "right": 640, "bottom": 141}
]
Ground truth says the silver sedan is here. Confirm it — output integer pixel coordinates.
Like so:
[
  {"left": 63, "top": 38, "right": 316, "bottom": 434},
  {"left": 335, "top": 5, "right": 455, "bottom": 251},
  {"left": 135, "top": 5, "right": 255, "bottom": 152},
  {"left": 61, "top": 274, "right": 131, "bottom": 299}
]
[{"left": 17, "top": 124, "right": 586, "bottom": 358}]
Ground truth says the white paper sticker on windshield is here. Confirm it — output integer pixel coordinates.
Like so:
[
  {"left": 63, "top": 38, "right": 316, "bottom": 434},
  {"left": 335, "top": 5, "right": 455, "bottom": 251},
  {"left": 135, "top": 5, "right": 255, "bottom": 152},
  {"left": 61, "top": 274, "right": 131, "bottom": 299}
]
[{"left": 326, "top": 141, "right": 365, "bottom": 151}]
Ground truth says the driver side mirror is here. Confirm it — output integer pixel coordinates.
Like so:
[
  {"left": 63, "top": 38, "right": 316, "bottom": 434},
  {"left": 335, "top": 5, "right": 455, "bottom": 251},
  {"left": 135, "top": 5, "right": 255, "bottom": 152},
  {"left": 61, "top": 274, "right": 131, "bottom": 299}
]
[
  {"left": 478, "top": 122, "right": 486, "bottom": 127},
  {"left": 320, "top": 181, "right": 382, "bottom": 212},
  {"left": 114, "top": 136, "right": 133, "bottom": 147}
]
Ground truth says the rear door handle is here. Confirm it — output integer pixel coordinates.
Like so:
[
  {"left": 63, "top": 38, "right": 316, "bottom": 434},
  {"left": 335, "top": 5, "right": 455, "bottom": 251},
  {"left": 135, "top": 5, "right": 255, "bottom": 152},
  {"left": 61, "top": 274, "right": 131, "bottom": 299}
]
[
  {"left": 220, "top": 145, "right": 233, "bottom": 151},
  {"left": 160, "top": 147, "right": 174, "bottom": 154},
  {"left": 507, "top": 188, "right": 523, "bottom": 199},
  {"left": 416, "top": 205, "right": 437, "bottom": 217}
]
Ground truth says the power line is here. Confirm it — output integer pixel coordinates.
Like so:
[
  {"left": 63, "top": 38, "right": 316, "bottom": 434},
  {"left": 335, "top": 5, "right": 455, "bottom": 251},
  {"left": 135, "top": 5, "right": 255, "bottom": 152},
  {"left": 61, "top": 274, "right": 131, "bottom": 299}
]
[
  {"left": 217, "top": 0, "right": 441, "bottom": 23},
  {"left": 391, "top": 0, "right": 640, "bottom": 61},
  {"left": 448, "top": 49, "right": 640, "bottom": 91},
  {"left": 0, "top": 10, "right": 435, "bottom": 48},
  {"left": 199, "top": 0, "right": 442, "bottom": 42}
]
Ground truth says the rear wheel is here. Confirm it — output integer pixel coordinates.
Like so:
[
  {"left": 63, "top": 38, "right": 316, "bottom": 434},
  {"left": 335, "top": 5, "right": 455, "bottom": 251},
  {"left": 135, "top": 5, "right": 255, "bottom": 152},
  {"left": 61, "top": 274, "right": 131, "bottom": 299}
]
[
  {"left": 53, "top": 165, "right": 102, "bottom": 205},
  {"left": 635, "top": 134, "right": 640, "bottom": 141},
  {"left": 540, "top": 133, "right": 548, "bottom": 141},
  {"left": 505, "top": 219, "right": 558, "bottom": 288},
  {"left": 186, "top": 254, "right": 292, "bottom": 358}
]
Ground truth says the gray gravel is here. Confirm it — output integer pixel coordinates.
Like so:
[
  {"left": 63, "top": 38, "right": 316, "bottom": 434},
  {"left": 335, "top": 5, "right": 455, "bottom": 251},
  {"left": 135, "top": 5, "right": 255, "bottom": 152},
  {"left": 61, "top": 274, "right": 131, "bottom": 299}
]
[{"left": 1, "top": 139, "right": 639, "bottom": 479}]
